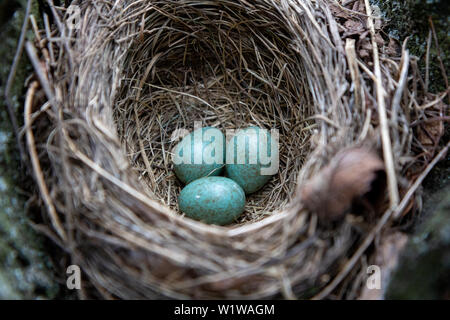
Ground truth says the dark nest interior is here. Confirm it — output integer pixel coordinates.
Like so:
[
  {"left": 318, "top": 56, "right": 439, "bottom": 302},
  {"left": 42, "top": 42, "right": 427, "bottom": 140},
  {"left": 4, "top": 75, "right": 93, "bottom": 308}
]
[{"left": 22, "top": 0, "right": 447, "bottom": 299}]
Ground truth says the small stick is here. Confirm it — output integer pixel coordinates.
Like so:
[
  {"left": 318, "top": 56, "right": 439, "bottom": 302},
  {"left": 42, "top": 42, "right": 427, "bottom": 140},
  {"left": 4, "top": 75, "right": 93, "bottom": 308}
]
[{"left": 25, "top": 81, "right": 67, "bottom": 241}]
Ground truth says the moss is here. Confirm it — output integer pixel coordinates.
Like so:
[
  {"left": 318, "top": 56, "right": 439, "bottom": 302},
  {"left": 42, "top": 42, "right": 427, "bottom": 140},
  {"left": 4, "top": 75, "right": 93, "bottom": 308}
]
[
  {"left": 373, "top": 0, "right": 449, "bottom": 93},
  {"left": 0, "top": 0, "right": 60, "bottom": 299},
  {"left": 386, "top": 189, "right": 450, "bottom": 299}
]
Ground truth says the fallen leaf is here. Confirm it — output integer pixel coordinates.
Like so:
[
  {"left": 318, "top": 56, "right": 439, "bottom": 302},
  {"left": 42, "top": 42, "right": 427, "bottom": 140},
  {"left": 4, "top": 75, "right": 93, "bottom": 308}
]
[{"left": 300, "top": 147, "right": 386, "bottom": 222}]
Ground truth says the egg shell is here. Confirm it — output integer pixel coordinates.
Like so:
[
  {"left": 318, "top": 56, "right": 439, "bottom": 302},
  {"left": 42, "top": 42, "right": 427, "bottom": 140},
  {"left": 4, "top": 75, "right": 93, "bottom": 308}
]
[
  {"left": 173, "top": 127, "right": 225, "bottom": 184},
  {"left": 225, "top": 127, "right": 278, "bottom": 194},
  {"left": 178, "top": 176, "right": 246, "bottom": 225}
]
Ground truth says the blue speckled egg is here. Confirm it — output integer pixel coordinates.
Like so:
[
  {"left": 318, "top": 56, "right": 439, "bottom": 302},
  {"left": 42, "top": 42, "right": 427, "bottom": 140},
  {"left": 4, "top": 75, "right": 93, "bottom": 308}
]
[
  {"left": 225, "top": 127, "right": 278, "bottom": 194},
  {"left": 178, "top": 177, "right": 246, "bottom": 225},
  {"left": 173, "top": 127, "right": 225, "bottom": 184}
]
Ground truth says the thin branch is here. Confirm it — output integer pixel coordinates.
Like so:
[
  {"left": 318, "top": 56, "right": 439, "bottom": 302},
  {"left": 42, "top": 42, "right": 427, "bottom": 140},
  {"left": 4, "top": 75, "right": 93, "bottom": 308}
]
[
  {"left": 364, "top": 0, "right": 399, "bottom": 206},
  {"left": 4, "top": 0, "right": 33, "bottom": 162}
]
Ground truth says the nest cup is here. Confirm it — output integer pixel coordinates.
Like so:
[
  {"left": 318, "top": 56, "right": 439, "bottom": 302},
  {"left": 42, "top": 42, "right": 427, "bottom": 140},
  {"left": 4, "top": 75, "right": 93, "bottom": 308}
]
[
  {"left": 115, "top": 1, "right": 314, "bottom": 222},
  {"left": 25, "top": 0, "right": 418, "bottom": 299}
]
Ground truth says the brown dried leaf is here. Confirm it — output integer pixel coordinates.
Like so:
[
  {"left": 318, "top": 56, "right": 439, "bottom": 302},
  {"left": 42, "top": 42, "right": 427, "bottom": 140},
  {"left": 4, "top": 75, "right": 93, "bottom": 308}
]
[
  {"left": 359, "top": 49, "right": 370, "bottom": 59},
  {"left": 360, "top": 39, "right": 373, "bottom": 51},
  {"left": 343, "top": 19, "right": 365, "bottom": 37},
  {"left": 329, "top": 4, "right": 352, "bottom": 20},
  {"left": 300, "top": 147, "right": 386, "bottom": 221},
  {"left": 417, "top": 117, "right": 444, "bottom": 147},
  {"left": 374, "top": 33, "right": 385, "bottom": 46}
]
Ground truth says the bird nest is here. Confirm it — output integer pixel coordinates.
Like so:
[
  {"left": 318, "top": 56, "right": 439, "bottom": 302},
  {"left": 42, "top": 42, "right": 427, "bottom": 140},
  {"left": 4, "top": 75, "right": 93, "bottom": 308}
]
[{"left": 23, "top": 0, "right": 446, "bottom": 299}]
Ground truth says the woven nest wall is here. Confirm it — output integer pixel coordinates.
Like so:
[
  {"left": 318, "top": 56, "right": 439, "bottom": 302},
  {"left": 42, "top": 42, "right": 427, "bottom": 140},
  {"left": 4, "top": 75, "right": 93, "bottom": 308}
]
[{"left": 23, "top": 0, "right": 445, "bottom": 299}]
